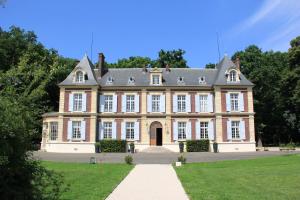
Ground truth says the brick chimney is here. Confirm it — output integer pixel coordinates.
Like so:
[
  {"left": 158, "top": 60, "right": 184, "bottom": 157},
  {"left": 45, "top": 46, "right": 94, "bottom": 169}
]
[
  {"left": 98, "top": 53, "right": 106, "bottom": 77},
  {"left": 235, "top": 56, "right": 240, "bottom": 71}
]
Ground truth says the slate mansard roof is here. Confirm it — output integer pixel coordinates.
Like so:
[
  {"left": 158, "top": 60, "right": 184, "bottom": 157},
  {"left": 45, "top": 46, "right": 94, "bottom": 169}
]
[{"left": 59, "top": 54, "right": 254, "bottom": 87}]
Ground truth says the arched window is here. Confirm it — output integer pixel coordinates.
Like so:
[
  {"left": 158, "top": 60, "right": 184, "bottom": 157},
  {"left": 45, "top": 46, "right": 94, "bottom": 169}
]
[
  {"left": 229, "top": 70, "right": 237, "bottom": 82},
  {"left": 75, "top": 71, "right": 84, "bottom": 83}
]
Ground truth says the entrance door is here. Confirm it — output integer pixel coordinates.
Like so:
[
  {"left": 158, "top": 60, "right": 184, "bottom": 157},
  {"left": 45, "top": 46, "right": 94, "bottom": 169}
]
[
  {"left": 156, "top": 128, "right": 162, "bottom": 146},
  {"left": 149, "top": 121, "right": 163, "bottom": 146}
]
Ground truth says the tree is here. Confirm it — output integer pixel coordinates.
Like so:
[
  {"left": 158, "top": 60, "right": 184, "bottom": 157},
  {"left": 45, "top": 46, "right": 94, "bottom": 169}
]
[
  {"left": 153, "top": 49, "right": 188, "bottom": 68},
  {"left": 107, "top": 56, "right": 152, "bottom": 68},
  {"left": 205, "top": 63, "right": 216, "bottom": 69}
]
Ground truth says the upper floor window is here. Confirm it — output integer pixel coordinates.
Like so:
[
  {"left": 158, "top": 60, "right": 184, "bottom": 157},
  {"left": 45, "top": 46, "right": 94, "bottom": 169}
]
[
  {"left": 177, "top": 95, "right": 186, "bottom": 112},
  {"left": 72, "top": 121, "right": 81, "bottom": 139},
  {"left": 103, "top": 122, "right": 112, "bottom": 139},
  {"left": 128, "top": 77, "right": 135, "bottom": 84},
  {"left": 126, "top": 122, "right": 135, "bottom": 139},
  {"left": 199, "top": 95, "right": 208, "bottom": 112},
  {"left": 49, "top": 122, "right": 58, "bottom": 141},
  {"left": 231, "top": 121, "right": 240, "bottom": 139},
  {"left": 126, "top": 95, "right": 135, "bottom": 112},
  {"left": 200, "top": 122, "right": 208, "bottom": 139},
  {"left": 73, "top": 93, "right": 83, "bottom": 111},
  {"left": 229, "top": 70, "right": 238, "bottom": 82},
  {"left": 75, "top": 71, "right": 84, "bottom": 83},
  {"left": 104, "top": 95, "right": 113, "bottom": 112},
  {"left": 230, "top": 93, "right": 239, "bottom": 111},
  {"left": 177, "top": 76, "right": 184, "bottom": 84},
  {"left": 178, "top": 122, "right": 186, "bottom": 140},
  {"left": 152, "top": 75, "right": 160, "bottom": 85},
  {"left": 152, "top": 95, "right": 160, "bottom": 112},
  {"left": 199, "top": 76, "right": 206, "bottom": 84},
  {"left": 106, "top": 77, "right": 114, "bottom": 84}
]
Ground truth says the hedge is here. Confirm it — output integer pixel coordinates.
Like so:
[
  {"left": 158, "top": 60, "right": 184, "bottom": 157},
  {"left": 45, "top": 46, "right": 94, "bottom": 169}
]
[
  {"left": 95, "top": 140, "right": 126, "bottom": 153},
  {"left": 186, "top": 140, "right": 209, "bottom": 152}
]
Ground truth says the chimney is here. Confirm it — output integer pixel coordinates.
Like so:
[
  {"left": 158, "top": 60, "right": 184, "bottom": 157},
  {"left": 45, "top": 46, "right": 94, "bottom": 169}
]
[
  {"left": 235, "top": 56, "right": 240, "bottom": 71},
  {"left": 98, "top": 53, "right": 106, "bottom": 77},
  {"left": 166, "top": 63, "right": 170, "bottom": 72},
  {"left": 142, "top": 64, "right": 147, "bottom": 72}
]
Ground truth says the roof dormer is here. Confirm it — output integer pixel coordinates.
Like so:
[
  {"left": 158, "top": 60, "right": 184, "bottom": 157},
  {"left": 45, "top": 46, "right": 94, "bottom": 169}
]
[{"left": 149, "top": 67, "right": 163, "bottom": 86}]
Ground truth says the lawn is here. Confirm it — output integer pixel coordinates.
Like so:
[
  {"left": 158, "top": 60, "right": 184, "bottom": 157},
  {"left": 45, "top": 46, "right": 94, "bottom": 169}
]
[
  {"left": 175, "top": 154, "right": 300, "bottom": 200},
  {"left": 43, "top": 161, "right": 133, "bottom": 200}
]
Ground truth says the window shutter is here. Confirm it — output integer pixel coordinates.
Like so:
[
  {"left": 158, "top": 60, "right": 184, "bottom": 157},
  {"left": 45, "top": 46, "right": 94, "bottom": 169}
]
[
  {"left": 208, "top": 94, "right": 213, "bottom": 112},
  {"left": 112, "top": 121, "right": 117, "bottom": 139},
  {"left": 195, "top": 95, "right": 200, "bottom": 112},
  {"left": 195, "top": 121, "right": 200, "bottom": 139},
  {"left": 121, "top": 122, "right": 126, "bottom": 140},
  {"left": 81, "top": 120, "right": 86, "bottom": 140},
  {"left": 186, "top": 121, "right": 192, "bottom": 139},
  {"left": 173, "top": 95, "right": 178, "bottom": 112},
  {"left": 239, "top": 120, "right": 245, "bottom": 140},
  {"left": 99, "top": 95, "right": 105, "bottom": 112},
  {"left": 208, "top": 120, "right": 214, "bottom": 140},
  {"left": 69, "top": 93, "right": 73, "bottom": 112},
  {"left": 186, "top": 95, "right": 191, "bottom": 112},
  {"left": 82, "top": 93, "right": 87, "bottom": 112},
  {"left": 99, "top": 122, "right": 104, "bottom": 140},
  {"left": 135, "top": 95, "right": 140, "bottom": 112},
  {"left": 113, "top": 95, "right": 118, "bottom": 112},
  {"left": 67, "top": 121, "right": 72, "bottom": 140},
  {"left": 239, "top": 93, "right": 244, "bottom": 112},
  {"left": 134, "top": 122, "right": 140, "bottom": 141},
  {"left": 226, "top": 93, "right": 231, "bottom": 112},
  {"left": 160, "top": 95, "right": 165, "bottom": 112},
  {"left": 122, "top": 95, "right": 126, "bottom": 112},
  {"left": 173, "top": 121, "right": 178, "bottom": 141},
  {"left": 147, "top": 95, "right": 152, "bottom": 113},
  {"left": 227, "top": 120, "right": 232, "bottom": 140}
]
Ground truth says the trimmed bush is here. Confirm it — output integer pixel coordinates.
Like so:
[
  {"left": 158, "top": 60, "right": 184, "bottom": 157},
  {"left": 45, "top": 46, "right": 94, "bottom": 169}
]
[
  {"left": 178, "top": 155, "right": 186, "bottom": 164},
  {"left": 96, "top": 140, "right": 126, "bottom": 153},
  {"left": 125, "top": 155, "right": 133, "bottom": 165},
  {"left": 186, "top": 140, "right": 209, "bottom": 152},
  {"left": 179, "top": 142, "right": 184, "bottom": 153}
]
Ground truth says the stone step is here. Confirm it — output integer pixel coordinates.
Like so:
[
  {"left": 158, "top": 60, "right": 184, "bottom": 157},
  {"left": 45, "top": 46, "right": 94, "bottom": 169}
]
[{"left": 141, "top": 146, "right": 173, "bottom": 153}]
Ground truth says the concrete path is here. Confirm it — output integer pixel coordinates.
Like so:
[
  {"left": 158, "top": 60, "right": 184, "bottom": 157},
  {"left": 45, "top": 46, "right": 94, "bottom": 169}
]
[{"left": 106, "top": 164, "right": 189, "bottom": 200}]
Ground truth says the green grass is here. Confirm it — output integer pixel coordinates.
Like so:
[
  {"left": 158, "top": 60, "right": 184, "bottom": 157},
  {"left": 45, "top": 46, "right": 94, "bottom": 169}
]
[
  {"left": 175, "top": 154, "right": 300, "bottom": 200},
  {"left": 43, "top": 161, "right": 133, "bottom": 200}
]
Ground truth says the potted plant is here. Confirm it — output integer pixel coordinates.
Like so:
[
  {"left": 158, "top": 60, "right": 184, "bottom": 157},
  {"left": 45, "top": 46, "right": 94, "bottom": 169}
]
[
  {"left": 179, "top": 142, "right": 184, "bottom": 153},
  {"left": 95, "top": 142, "right": 101, "bottom": 153},
  {"left": 129, "top": 142, "right": 135, "bottom": 153},
  {"left": 213, "top": 142, "right": 218, "bottom": 153}
]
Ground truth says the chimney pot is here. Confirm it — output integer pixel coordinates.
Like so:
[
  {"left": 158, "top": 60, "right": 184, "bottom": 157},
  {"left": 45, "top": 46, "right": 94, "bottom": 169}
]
[{"left": 235, "top": 56, "right": 240, "bottom": 70}]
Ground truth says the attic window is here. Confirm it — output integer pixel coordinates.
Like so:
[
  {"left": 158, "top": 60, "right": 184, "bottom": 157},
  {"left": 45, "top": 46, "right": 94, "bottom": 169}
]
[
  {"left": 228, "top": 70, "right": 238, "bottom": 82},
  {"left": 177, "top": 76, "right": 184, "bottom": 84},
  {"left": 199, "top": 76, "right": 206, "bottom": 84},
  {"left": 75, "top": 71, "right": 84, "bottom": 83},
  {"left": 128, "top": 77, "right": 135, "bottom": 84},
  {"left": 106, "top": 77, "right": 114, "bottom": 84}
]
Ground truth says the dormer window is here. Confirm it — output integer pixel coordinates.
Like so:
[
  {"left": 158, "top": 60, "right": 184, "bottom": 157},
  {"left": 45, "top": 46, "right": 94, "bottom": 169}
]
[
  {"left": 128, "top": 77, "right": 135, "bottom": 84},
  {"left": 106, "top": 76, "right": 114, "bottom": 84},
  {"left": 152, "top": 75, "right": 160, "bottom": 85},
  {"left": 229, "top": 70, "right": 238, "bottom": 82},
  {"left": 199, "top": 76, "right": 206, "bottom": 84},
  {"left": 177, "top": 76, "right": 185, "bottom": 84},
  {"left": 75, "top": 71, "right": 84, "bottom": 83}
]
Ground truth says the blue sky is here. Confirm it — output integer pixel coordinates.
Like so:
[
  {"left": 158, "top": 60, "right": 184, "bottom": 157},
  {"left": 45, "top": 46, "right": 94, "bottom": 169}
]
[{"left": 1, "top": 0, "right": 300, "bottom": 67}]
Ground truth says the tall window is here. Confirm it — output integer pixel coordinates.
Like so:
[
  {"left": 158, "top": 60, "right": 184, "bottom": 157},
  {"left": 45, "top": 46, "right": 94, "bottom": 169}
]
[
  {"left": 229, "top": 70, "right": 237, "bottom": 82},
  {"left": 178, "top": 122, "right": 186, "bottom": 140},
  {"left": 152, "top": 75, "right": 160, "bottom": 85},
  {"left": 75, "top": 71, "right": 84, "bottom": 83},
  {"left": 200, "top": 122, "right": 208, "bottom": 139},
  {"left": 152, "top": 95, "right": 160, "bottom": 112},
  {"left": 126, "top": 95, "right": 135, "bottom": 112},
  {"left": 73, "top": 93, "right": 83, "bottom": 111},
  {"left": 104, "top": 95, "right": 113, "bottom": 112},
  {"left": 49, "top": 122, "right": 58, "bottom": 141},
  {"left": 231, "top": 121, "right": 240, "bottom": 139},
  {"left": 230, "top": 93, "right": 239, "bottom": 111},
  {"left": 72, "top": 121, "right": 81, "bottom": 139},
  {"left": 199, "top": 95, "right": 208, "bottom": 112},
  {"left": 126, "top": 122, "right": 135, "bottom": 139},
  {"left": 103, "top": 122, "right": 112, "bottom": 139},
  {"left": 177, "top": 95, "right": 186, "bottom": 112}
]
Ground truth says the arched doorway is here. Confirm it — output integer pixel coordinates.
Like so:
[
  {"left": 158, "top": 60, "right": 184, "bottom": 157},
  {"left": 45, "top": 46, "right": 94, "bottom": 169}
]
[{"left": 150, "top": 121, "right": 163, "bottom": 146}]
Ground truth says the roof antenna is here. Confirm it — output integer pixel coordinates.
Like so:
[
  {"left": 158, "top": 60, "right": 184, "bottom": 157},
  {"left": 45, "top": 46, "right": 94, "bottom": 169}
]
[
  {"left": 90, "top": 32, "right": 94, "bottom": 62},
  {"left": 216, "top": 32, "right": 221, "bottom": 63}
]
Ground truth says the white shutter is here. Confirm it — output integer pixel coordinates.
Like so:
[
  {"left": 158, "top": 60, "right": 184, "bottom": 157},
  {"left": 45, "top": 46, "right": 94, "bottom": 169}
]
[
  {"left": 240, "top": 120, "right": 245, "bottom": 140},
  {"left": 69, "top": 93, "right": 73, "bottom": 112},
  {"left": 99, "top": 122, "right": 104, "bottom": 140},
  {"left": 208, "top": 120, "right": 214, "bottom": 140},
  {"left": 195, "top": 121, "right": 200, "bottom": 139},
  {"left": 134, "top": 122, "right": 140, "bottom": 141},
  {"left": 82, "top": 93, "right": 87, "bottom": 112},
  {"left": 121, "top": 122, "right": 126, "bottom": 140},
  {"left": 112, "top": 121, "right": 117, "bottom": 139},
  {"left": 186, "top": 121, "right": 192, "bottom": 139},
  {"left": 227, "top": 120, "right": 232, "bottom": 140},
  {"left": 99, "top": 95, "right": 105, "bottom": 112},
  {"left": 173, "top": 121, "right": 178, "bottom": 141},
  {"left": 226, "top": 93, "right": 231, "bottom": 112},
  {"left": 160, "top": 95, "right": 165, "bottom": 112},
  {"left": 239, "top": 93, "right": 244, "bottom": 112},
  {"left": 147, "top": 95, "right": 152, "bottom": 113},
  {"left": 208, "top": 93, "right": 213, "bottom": 112},
  {"left": 113, "top": 95, "right": 118, "bottom": 112},
  {"left": 195, "top": 95, "right": 200, "bottom": 112},
  {"left": 81, "top": 120, "right": 86, "bottom": 140},
  {"left": 186, "top": 95, "right": 191, "bottom": 112},
  {"left": 173, "top": 95, "right": 178, "bottom": 112},
  {"left": 135, "top": 95, "right": 140, "bottom": 113},
  {"left": 122, "top": 95, "right": 126, "bottom": 112},
  {"left": 67, "top": 121, "right": 72, "bottom": 140}
]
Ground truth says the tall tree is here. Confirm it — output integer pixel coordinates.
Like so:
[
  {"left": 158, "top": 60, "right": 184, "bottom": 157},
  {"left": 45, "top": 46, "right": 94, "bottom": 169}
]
[
  {"left": 107, "top": 56, "right": 152, "bottom": 68},
  {"left": 153, "top": 49, "right": 188, "bottom": 68}
]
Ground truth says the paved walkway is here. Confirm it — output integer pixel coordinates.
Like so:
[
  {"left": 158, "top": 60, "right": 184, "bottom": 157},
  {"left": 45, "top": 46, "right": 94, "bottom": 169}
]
[{"left": 106, "top": 164, "right": 189, "bottom": 200}]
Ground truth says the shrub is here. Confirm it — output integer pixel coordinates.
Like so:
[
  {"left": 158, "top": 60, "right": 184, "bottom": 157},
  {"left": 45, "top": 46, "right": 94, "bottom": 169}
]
[
  {"left": 125, "top": 155, "right": 133, "bottom": 165},
  {"left": 186, "top": 140, "right": 209, "bottom": 152},
  {"left": 96, "top": 140, "right": 126, "bottom": 152},
  {"left": 178, "top": 155, "right": 186, "bottom": 164}
]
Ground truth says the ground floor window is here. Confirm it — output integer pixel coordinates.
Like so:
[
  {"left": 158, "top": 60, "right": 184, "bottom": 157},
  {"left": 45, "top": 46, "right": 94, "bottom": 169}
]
[
  {"left": 49, "top": 122, "right": 58, "bottom": 141},
  {"left": 72, "top": 121, "right": 81, "bottom": 139},
  {"left": 178, "top": 122, "right": 186, "bottom": 140},
  {"left": 231, "top": 121, "right": 240, "bottom": 139},
  {"left": 103, "top": 122, "right": 112, "bottom": 139},
  {"left": 200, "top": 122, "right": 208, "bottom": 139},
  {"left": 126, "top": 122, "right": 135, "bottom": 139}
]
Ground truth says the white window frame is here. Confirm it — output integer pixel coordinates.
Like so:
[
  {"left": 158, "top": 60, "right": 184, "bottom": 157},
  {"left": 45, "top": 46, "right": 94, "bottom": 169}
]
[
  {"left": 72, "top": 121, "right": 81, "bottom": 140},
  {"left": 104, "top": 95, "right": 113, "bottom": 112},
  {"left": 231, "top": 121, "right": 240, "bottom": 139},
  {"left": 75, "top": 71, "right": 84, "bottom": 83},
  {"left": 73, "top": 93, "right": 83, "bottom": 111},
  {"left": 199, "top": 95, "right": 208, "bottom": 112},
  {"left": 177, "top": 95, "right": 186, "bottom": 112},
  {"left": 200, "top": 122, "right": 208, "bottom": 139},
  {"left": 126, "top": 122, "right": 135, "bottom": 140},
  {"left": 49, "top": 122, "right": 58, "bottom": 141},
  {"left": 178, "top": 122, "right": 186, "bottom": 140},
  {"left": 152, "top": 95, "right": 160, "bottom": 112},
  {"left": 230, "top": 93, "right": 239, "bottom": 111},
  {"left": 152, "top": 75, "right": 160, "bottom": 85},
  {"left": 229, "top": 70, "right": 238, "bottom": 82},
  {"left": 126, "top": 95, "right": 135, "bottom": 112},
  {"left": 103, "top": 122, "right": 112, "bottom": 139}
]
